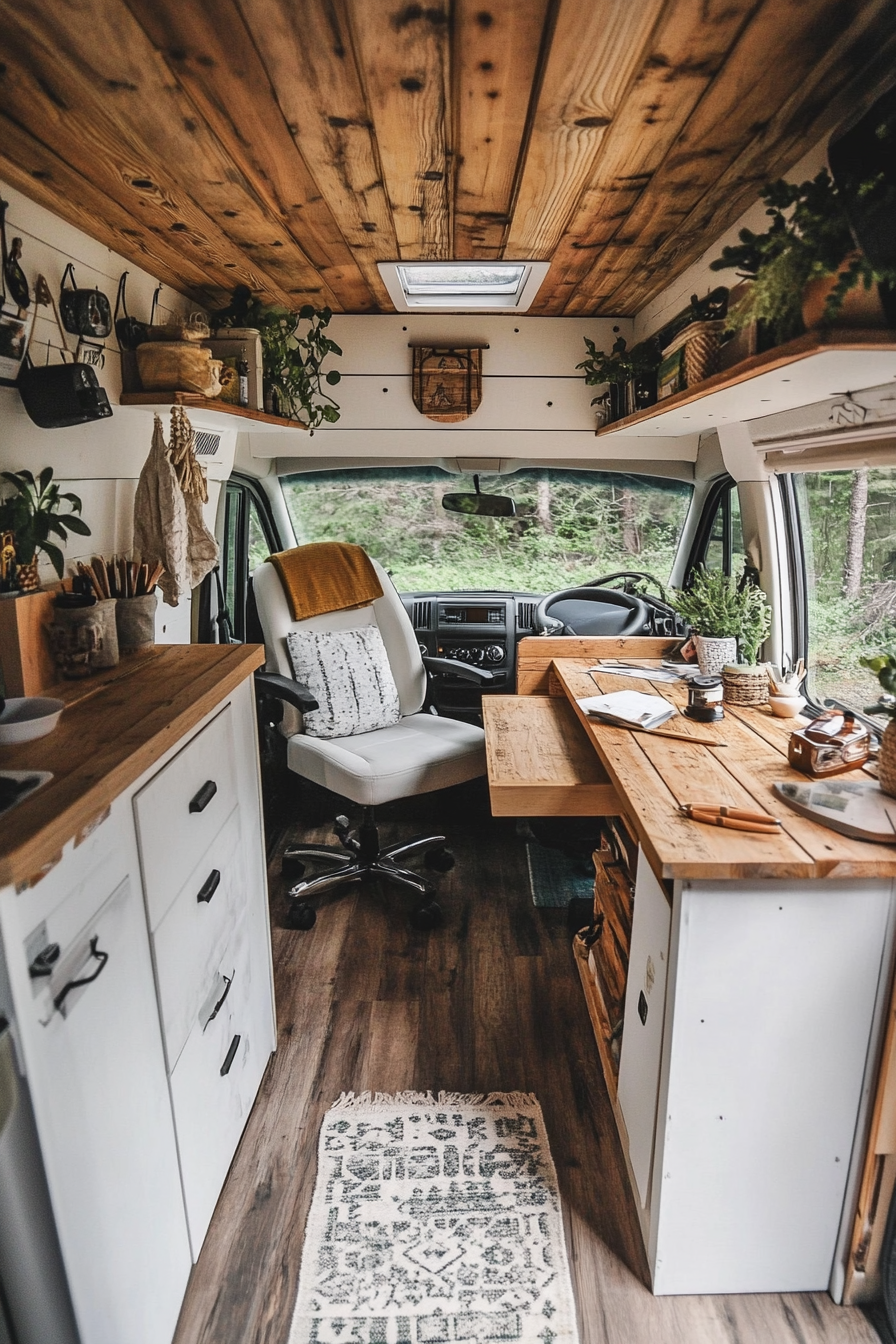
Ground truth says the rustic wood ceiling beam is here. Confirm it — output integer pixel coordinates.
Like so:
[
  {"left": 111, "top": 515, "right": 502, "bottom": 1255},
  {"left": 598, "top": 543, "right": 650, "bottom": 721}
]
[
  {"left": 0, "top": 21, "right": 287, "bottom": 307},
  {"left": 3, "top": 0, "right": 345, "bottom": 311},
  {"left": 0, "top": 116, "right": 219, "bottom": 305},
  {"left": 453, "top": 0, "right": 553, "bottom": 260},
  {"left": 503, "top": 0, "right": 667, "bottom": 263},
  {"left": 235, "top": 0, "right": 396, "bottom": 310},
  {"left": 600, "top": 0, "right": 896, "bottom": 317},
  {"left": 528, "top": 0, "right": 761, "bottom": 316},
  {"left": 567, "top": 0, "right": 896, "bottom": 318},
  {"left": 348, "top": 0, "right": 453, "bottom": 261},
  {"left": 121, "top": 0, "right": 377, "bottom": 312}
]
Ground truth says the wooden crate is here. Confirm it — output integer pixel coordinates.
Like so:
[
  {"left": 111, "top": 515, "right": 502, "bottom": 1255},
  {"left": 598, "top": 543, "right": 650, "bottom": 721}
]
[{"left": 0, "top": 588, "right": 59, "bottom": 697}]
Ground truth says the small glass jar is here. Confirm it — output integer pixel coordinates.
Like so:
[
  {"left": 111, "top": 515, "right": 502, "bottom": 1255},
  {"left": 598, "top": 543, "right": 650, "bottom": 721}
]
[{"left": 685, "top": 674, "right": 724, "bottom": 722}]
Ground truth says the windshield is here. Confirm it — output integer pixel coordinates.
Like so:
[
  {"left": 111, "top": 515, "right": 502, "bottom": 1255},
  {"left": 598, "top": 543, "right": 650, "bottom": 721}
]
[{"left": 281, "top": 467, "right": 692, "bottom": 592}]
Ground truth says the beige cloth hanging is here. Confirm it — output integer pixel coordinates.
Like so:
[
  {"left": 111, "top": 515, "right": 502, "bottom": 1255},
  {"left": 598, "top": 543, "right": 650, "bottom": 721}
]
[{"left": 132, "top": 410, "right": 218, "bottom": 607}]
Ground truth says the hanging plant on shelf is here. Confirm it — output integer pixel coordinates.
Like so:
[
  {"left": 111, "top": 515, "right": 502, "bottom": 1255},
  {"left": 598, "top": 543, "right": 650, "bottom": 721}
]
[
  {"left": 213, "top": 287, "right": 342, "bottom": 432},
  {"left": 576, "top": 327, "right": 660, "bottom": 423},
  {"left": 709, "top": 170, "right": 896, "bottom": 347},
  {"left": 0, "top": 467, "right": 91, "bottom": 592}
]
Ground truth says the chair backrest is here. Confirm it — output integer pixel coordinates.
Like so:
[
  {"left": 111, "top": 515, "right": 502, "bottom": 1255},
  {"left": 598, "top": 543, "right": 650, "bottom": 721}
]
[{"left": 253, "top": 555, "right": 427, "bottom": 728}]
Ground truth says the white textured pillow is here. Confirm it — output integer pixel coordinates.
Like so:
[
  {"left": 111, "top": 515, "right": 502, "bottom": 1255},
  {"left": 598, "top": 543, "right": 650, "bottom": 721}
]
[{"left": 286, "top": 625, "right": 402, "bottom": 739}]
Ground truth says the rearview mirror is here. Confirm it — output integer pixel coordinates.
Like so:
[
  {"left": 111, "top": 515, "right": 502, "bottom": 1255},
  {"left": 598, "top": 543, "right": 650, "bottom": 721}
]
[{"left": 441, "top": 474, "right": 516, "bottom": 517}]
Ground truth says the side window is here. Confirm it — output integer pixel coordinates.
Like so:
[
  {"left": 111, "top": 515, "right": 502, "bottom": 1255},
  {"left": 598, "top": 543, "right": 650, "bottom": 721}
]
[
  {"left": 700, "top": 482, "right": 746, "bottom": 576},
  {"left": 220, "top": 479, "right": 279, "bottom": 641}
]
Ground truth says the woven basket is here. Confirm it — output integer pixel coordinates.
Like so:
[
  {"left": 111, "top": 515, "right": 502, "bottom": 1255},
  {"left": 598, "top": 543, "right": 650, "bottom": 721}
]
[
  {"left": 879, "top": 719, "right": 896, "bottom": 798},
  {"left": 661, "top": 320, "right": 726, "bottom": 388},
  {"left": 721, "top": 664, "right": 769, "bottom": 706}
]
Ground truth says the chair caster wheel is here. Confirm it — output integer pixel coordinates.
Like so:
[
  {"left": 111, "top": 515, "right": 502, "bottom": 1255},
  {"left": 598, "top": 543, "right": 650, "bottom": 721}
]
[
  {"left": 411, "top": 900, "right": 443, "bottom": 931},
  {"left": 281, "top": 855, "right": 306, "bottom": 881},
  {"left": 286, "top": 902, "right": 316, "bottom": 931},
  {"left": 424, "top": 846, "right": 455, "bottom": 873}
]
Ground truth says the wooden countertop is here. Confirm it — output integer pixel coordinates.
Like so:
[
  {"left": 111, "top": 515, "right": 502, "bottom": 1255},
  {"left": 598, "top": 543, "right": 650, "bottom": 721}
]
[
  {"left": 552, "top": 658, "right": 896, "bottom": 882},
  {"left": 0, "top": 644, "right": 265, "bottom": 888}
]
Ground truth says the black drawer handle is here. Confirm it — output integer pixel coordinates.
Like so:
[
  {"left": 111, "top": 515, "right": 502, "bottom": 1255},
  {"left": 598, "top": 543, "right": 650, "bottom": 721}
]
[
  {"left": 205, "top": 971, "right": 233, "bottom": 1028},
  {"left": 189, "top": 779, "right": 217, "bottom": 814},
  {"left": 221, "top": 1034, "right": 241, "bottom": 1076},
  {"left": 197, "top": 869, "right": 221, "bottom": 904},
  {"left": 53, "top": 937, "right": 109, "bottom": 1012}
]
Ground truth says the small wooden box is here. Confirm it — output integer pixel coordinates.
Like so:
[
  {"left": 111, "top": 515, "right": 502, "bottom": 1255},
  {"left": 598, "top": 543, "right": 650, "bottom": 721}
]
[{"left": 0, "top": 588, "right": 59, "bottom": 697}]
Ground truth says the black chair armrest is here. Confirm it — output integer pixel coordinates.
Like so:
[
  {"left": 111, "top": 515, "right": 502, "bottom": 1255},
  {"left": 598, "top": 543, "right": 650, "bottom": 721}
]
[
  {"left": 254, "top": 670, "right": 319, "bottom": 713},
  {"left": 422, "top": 655, "right": 494, "bottom": 685}
]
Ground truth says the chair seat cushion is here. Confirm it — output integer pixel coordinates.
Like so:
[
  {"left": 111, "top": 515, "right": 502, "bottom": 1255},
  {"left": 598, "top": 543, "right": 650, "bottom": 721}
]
[
  {"left": 287, "top": 712, "right": 486, "bottom": 806},
  {"left": 286, "top": 624, "right": 401, "bottom": 738}
]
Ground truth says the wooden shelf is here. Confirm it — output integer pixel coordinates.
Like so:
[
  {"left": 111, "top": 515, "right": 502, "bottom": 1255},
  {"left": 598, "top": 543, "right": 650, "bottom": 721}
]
[
  {"left": 119, "top": 392, "right": 308, "bottom": 433},
  {"left": 596, "top": 328, "right": 896, "bottom": 440}
]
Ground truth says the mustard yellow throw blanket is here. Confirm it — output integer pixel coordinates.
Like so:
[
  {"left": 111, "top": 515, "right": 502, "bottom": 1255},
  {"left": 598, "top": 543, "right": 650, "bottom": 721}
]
[{"left": 267, "top": 542, "right": 384, "bottom": 621}]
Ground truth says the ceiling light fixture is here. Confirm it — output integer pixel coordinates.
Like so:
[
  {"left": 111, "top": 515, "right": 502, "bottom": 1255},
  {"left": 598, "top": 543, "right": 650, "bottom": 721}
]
[{"left": 378, "top": 261, "right": 550, "bottom": 312}]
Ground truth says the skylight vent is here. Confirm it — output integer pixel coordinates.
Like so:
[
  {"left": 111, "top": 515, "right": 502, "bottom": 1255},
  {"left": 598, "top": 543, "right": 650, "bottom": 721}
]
[{"left": 378, "top": 261, "right": 549, "bottom": 312}]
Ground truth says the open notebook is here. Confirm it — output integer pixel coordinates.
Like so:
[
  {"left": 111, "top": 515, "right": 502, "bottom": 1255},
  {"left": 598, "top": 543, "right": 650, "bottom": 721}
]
[{"left": 577, "top": 689, "right": 676, "bottom": 731}]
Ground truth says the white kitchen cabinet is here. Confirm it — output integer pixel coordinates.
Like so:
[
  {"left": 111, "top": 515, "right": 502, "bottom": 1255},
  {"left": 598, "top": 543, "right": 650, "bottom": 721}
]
[{"left": 0, "top": 649, "right": 274, "bottom": 1344}]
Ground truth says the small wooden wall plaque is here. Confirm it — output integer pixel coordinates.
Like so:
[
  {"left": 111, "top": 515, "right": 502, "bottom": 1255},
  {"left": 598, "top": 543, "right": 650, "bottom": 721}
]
[{"left": 411, "top": 345, "right": 486, "bottom": 422}]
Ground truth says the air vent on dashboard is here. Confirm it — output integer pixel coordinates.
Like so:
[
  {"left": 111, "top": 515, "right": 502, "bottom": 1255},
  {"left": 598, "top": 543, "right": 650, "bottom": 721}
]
[
  {"left": 412, "top": 600, "right": 432, "bottom": 629},
  {"left": 517, "top": 601, "right": 537, "bottom": 630},
  {"left": 193, "top": 430, "right": 222, "bottom": 458}
]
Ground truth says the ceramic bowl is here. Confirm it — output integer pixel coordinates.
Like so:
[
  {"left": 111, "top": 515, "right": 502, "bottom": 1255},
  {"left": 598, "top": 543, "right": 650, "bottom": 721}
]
[
  {"left": 0, "top": 697, "right": 65, "bottom": 745},
  {"left": 768, "top": 694, "right": 806, "bottom": 718}
]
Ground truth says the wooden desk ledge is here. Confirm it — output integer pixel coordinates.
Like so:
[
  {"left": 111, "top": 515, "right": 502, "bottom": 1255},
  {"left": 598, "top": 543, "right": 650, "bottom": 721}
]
[{"left": 550, "top": 657, "right": 896, "bottom": 882}]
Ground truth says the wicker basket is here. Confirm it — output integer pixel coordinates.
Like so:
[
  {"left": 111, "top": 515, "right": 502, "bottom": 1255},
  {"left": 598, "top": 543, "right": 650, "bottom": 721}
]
[
  {"left": 879, "top": 719, "right": 896, "bottom": 798},
  {"left": 721, "top": 664, "right": 769, "bottom": 706},
  {"left": 661, "top": 320, "right": 726, "bottom": 388}
]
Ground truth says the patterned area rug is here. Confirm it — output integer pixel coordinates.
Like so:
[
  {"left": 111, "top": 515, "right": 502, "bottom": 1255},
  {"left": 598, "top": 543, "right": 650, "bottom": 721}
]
[{"left": 288, "top": 1091, "right": 579, "bottom": 1344}]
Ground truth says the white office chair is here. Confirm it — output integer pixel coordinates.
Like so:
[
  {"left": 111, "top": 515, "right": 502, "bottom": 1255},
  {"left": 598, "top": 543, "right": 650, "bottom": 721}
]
[{"left": 253, "top": 553, "right": 490, "bottom": 930}]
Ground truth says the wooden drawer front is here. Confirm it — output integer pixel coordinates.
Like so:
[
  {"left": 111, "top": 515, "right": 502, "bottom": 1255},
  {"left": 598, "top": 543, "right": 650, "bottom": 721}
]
[
  {"left": 590, "top": 852, "right": 634, "bottom": 1028},
  {"left": 152, "top": 810, "right": 246, "bottom": 1070},
  {"left": 134, "top": 705, "right": 238, "bottom": 928},
  {"left": 169, "top": 903, "right": 273, "bottom": 1256}
]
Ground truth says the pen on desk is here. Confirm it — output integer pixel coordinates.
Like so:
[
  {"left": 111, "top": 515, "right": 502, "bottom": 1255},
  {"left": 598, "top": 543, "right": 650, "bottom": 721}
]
[{"left": 680, "top": 803, "right": 782, "bottom": 833}]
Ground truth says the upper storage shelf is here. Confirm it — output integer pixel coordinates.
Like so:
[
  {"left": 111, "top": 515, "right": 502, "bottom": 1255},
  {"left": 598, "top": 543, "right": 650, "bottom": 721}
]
[
  {"left": 119, "top": 392, "right": 307, "bottom": 433},
  {"left": 596, "top": 330, "right": 896, "bottom": 439}
]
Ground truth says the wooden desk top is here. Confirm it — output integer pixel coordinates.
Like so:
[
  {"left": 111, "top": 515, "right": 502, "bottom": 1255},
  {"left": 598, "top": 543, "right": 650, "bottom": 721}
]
[
  {"left": 552, "top": 658, "right": 896, "bottom": 882},
  {"left": 0, "top": 644, "right": 264, "bottom": 888}
]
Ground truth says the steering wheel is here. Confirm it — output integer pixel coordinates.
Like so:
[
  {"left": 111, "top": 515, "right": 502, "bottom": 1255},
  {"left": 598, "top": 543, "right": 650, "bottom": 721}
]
[
  {"left": 534, "top": 576, "right": 653, "bottom": 636},
  {"left": 585, "top": 569, "right": 665, "bottom": 593}
]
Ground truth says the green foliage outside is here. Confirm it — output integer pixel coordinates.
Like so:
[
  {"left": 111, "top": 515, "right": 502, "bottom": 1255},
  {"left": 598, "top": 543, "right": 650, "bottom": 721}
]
[
  {"left": 282, "top": 468, "right": 692, "bottom": 593},
  {"left": 798, "top": 467, "right": 896, "bottom": 710}
]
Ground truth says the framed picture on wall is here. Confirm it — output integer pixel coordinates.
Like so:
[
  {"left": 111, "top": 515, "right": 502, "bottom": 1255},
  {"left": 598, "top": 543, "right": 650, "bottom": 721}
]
[{"left": 0, "top": 304, "right": 34, "bottom": 386}]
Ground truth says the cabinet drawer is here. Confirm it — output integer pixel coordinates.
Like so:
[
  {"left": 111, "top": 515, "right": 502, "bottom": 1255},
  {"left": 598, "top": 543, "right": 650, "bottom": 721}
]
[
  {"left": 134, "top": 705, "right": 238, "bottom": 928},
  {"left": 168, "top": 903, "right": 273, "bottom": 1255},
  {"left": 152, "top": 811, "right": 246, "bottom": 1070}
]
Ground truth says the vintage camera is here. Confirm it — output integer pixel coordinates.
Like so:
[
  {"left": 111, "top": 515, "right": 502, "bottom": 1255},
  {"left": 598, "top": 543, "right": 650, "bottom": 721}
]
[
  {"left": 18, "top": 362, "right": 113, "bottom": 429},
  {"left": 788, "top": 709, "right": 871, "bottom": 777}
]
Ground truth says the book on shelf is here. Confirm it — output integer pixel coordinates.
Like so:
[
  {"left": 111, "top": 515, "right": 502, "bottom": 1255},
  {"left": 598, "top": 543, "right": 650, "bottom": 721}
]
[{"left": 576, "top": 689, "right": 677, "bottom": 731}]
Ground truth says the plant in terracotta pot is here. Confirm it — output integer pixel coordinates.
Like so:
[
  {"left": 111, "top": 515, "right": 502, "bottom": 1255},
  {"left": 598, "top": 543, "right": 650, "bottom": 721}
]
[
  {"left": 673, "top": 567, "right": 771, "bottom": 676},
  {"left": 859, "top": 652, "right": 896, "bottom": 796},
  {"left": 709, "top": 170, "right": 896, "bottom": 347},
  {"left": 0, "top": 468, "right": 91, "bottom": 591}
]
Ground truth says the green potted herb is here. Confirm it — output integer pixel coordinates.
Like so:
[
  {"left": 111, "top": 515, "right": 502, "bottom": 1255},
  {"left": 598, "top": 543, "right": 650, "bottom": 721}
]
[
  {"left": 710, "top": 170, "right": 896, "bottom": 347},
  {"left": 576, "top": 327, "right": 659, "bottom": 424},
  {"left": 859, "top": 653, "right": 896, "bottom": 796},
  {"left": 0, "top": 468, "right": 90, "bottom": 592},
  {"left": 214, "top": 288, "right": 342, "bottom": 431},
  {"left": 673, "top": 567, "right": 771, "bottom": 676}
]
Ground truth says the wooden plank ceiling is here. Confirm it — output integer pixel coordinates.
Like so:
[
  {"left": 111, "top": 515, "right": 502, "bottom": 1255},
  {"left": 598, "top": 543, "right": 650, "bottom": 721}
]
[{"left": 0, "top": 0, "right": 894, "bottom": 318}]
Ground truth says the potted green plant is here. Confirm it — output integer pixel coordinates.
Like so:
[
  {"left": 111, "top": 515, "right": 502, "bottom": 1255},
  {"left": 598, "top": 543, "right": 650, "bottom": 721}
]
[
  {"left": 576, "top": 327, "right": 659, "bottom": 424},
  {"left": 673, "top": 567, "right": 771, "bottom": 677},
  {"left": 214, "top": 288, "right": 342, "bottom": 431},
  {"left": 859, "top": 653, "right": 896, "bottom": 796},
  {"left": 0, "top": 468, "right": 91, "bottom": 592},
  {"left": 709, "top": 170, "right": 896, "bottom": 347}
]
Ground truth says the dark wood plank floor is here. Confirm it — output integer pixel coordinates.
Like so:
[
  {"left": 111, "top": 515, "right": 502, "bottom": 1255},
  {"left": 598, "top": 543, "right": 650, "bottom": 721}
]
[{"left": 173, "top": 778, "right": 881, "bottom": 1344}]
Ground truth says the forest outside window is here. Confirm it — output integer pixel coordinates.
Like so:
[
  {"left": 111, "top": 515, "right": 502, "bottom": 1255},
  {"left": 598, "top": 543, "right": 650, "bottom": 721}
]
[
  {"left": 792, "top": 466, "right": 896, "bottom": 713},
  {"left": 281, "top": 467, "right": 692, "bottom": 593}
]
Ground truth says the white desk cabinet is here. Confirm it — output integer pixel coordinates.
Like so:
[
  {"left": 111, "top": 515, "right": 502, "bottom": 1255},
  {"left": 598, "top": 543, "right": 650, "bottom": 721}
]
[{"left": 0, "top": 648, "right": 273, "bottom": 1344}]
